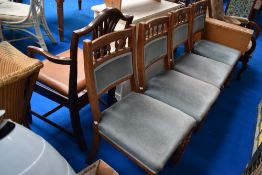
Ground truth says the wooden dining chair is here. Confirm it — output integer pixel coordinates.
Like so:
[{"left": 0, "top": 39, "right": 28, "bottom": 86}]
[
  {"left": 83, "top": 26, "right": 196, "bottom": 175},
  {"left": 27, "top": 8, "right": 133, "bottom": 150},
  {"left": 136, "top": 15, "right": 219, "bottom": 126}
]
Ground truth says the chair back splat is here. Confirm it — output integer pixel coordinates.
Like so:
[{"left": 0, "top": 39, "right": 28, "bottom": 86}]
[
  {"left": 170, "top": 7, "right": 191, "bottom": 58},
  {"left": 137, "top": 16, "right": 171, "bottom": 91},
  {"left": 191, "top": 0, "right": 208, "bottom": 42},
  {"left": 83, "top": 26, "right": 137, "bottom": 122}
]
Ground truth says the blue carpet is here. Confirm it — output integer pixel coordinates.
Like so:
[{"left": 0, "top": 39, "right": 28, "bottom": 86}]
[{"left": 8, "top": 0, "right": 262, "bottom": 174}]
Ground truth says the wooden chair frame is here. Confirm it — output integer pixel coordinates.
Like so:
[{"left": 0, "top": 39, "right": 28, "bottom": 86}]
[
  {"left": 169, "top": 7, "right": 191, "bottom": 63},
  {"left": 190, "top": 0, "right": 208, "bottom": 44},
  {"left": 136, "top": 15, "right": 195, "bottom": 171},
  {"left": 82, "top": 26, "right": 163, "bottom": 174},
  {"left": 137, "top": 16, "right": 171, "bottom": 92},
  {"left": 27, "top": 8, "right": 133, "bottom": 150}
]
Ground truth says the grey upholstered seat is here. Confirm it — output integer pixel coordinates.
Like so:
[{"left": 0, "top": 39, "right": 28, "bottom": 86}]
[
  {"left": 145, "top": 70, "right": 220, "bottom": 123},
  {"left": 99, "top": 92, "right": 196, "bottom": 174},
  {"left": 193, "top": 40, "right": 241, "bottom": 66},
  {"left": 174, "top": 53, "right": 232, "bottom": 88}
]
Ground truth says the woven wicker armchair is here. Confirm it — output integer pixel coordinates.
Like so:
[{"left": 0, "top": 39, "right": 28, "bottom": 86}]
[{"left": 0, "top": 41, "right": 43, "bottom": 125}]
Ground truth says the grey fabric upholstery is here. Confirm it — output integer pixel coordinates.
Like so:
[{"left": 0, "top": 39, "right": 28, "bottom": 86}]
[
  {"left": 145, "top": 70, "right": 220, "bottom": 122},
  {"left": 193, "top": 15, "right": 205, "bottom": 34},
  {"left": 174, "top": 53, "right": 232, "bottom": 88},
  {"left": 144, "top": 36, "right": 167, "bottom": 67},
  {"left": 145, "top": 58, "right": 165, "bottom": 81},
  {"left": 173, "top": 23, "right": 189, "bottom": 49},
  {"left": 94, "top": 52, "right": 133, "bottom": 94},
  {"left": 99, "top": 92, "right": 196, "bottom": 174},
  {"left": 193, "top": 40, "right": 241, "bottom": 66}
]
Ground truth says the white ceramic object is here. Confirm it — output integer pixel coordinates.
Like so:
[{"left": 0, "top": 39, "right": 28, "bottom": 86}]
[
  {"left": 0, "top": 110, "right": 5, "bottom": 117},
  {"left": 0, "top": 119, "right": 76, "bottom": 175}
]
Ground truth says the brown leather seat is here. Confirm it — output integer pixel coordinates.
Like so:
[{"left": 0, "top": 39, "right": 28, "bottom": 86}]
[{"left": 38, "top": 48, "right": 86, "bottom": 96}]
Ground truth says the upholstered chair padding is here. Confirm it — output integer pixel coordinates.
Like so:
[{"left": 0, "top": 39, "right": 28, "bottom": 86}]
[
  {"left": 173, "top": 23, "right": 189, "bottom": 49},
  {"left": 94, "top": 52, "right": 133, "bottom": 94},
  {"left": 144, "top": 36, "right": 167, "bottom": 67},
  {"left": 193, "top": 14, "right": 206, "bottom": 34},
  {"left": 0, "top": 2, "right": 31, "bottom": 22},
  {"left": 145, "top": 70, "right": 220, "bottom": 122},
  {"left": 174, "top": 53, "right": 232, "bottom": 88},
  {"left": 99, "top": 92, "right": 196, "bottom": 174},
  {"left": 38, "top": 48, "right": 86, "bottom": 96},
  {"left": 193, "top": 40, "right": 241, "bottom": 66}
]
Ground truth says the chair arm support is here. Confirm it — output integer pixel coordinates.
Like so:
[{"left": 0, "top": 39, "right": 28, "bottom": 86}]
[
  {"left": 27, "top": 46, "right": 71, "bottom": 65},
  {"left": 243, "top": 21, "right": 261, "bottom": 39},
  {"left": 204, "top": 17, "right": 253, "bottom": 55}
]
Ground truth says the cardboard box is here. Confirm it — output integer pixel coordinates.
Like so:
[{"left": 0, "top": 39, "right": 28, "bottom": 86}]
[{"left": 78, "top": 160, "right": 119, "bottom": 175}]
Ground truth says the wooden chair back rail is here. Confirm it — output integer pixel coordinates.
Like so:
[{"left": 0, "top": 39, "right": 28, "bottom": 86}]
[
  {"left": 193, "top": 0, "right": 207, "bottom": 17},
  {"left": 171, "top": 7, "right": 191, "bottom": 28},
  {"left": 83, "top": 26, "right": 137, "bottom": 123},
  {"left": 137, "top": 16, "right": 171, "bottom": 91},
  {"left": 143, "top": 16, "right": 169, "bottom": 43}
]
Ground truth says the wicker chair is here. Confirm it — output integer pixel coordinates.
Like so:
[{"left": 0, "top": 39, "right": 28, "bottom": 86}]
[{"left": 0, "top": 41, "right": 43, "bottom": 126}]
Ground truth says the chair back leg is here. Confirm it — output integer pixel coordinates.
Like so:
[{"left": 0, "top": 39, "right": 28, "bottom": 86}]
[{"left": 87, "top": 123, "right": 100, "bottom": 164}]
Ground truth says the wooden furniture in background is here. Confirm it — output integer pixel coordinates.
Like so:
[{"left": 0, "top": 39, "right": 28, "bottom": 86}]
[
  {"left": 91, "top": 0, "right": 181, "bottom": 25},
  {"left": 103, "top": 0, "right": 161, "bottom": 10},
  {"left": 27, "top": 8, "right": 133, "bottom": 150},
  {"left": 0, "top": 41, "right": 43, "bottom": 126}
]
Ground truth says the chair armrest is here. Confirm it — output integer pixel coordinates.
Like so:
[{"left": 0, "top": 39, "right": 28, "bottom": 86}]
[
  {"left": 27, "top": 46, "right": 71, "bottom": 65},
  {"left": 204, "top": 17, "right": 253, "bottom": 55}
]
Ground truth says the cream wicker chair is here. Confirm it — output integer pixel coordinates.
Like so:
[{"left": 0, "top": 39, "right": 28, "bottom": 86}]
[
  {"left": 0, "top": 0, "right": 56, "bottom": 50},
  {"left": 0, "top": 41, "right": 43, "bottom": 126}
]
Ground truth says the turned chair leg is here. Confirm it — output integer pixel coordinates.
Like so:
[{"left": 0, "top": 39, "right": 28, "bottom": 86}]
[
  {"left": 87, "top": 124, "right": 100, "bottom": 164},
  {"left": 69, "top": 107, "right": 87, "bottom": 151}
]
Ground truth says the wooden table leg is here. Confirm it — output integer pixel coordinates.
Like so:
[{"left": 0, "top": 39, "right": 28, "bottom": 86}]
[{"left": 56, "top": 0, "right": 64, "bottom": 41}]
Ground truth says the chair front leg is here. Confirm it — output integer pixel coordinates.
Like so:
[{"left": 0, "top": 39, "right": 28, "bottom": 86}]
[{"left": 87, "top": 122, "right": 100, "bottom": 164}]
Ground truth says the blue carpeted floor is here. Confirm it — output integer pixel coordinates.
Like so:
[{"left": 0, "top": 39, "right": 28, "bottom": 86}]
[{"left": 7, "top": 0, "right": 262, "bottom": 174}]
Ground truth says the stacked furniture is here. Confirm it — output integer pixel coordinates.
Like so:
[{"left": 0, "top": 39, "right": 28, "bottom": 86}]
[{"left": 81, "top": 1, "right": 253, "bottom": 175}]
